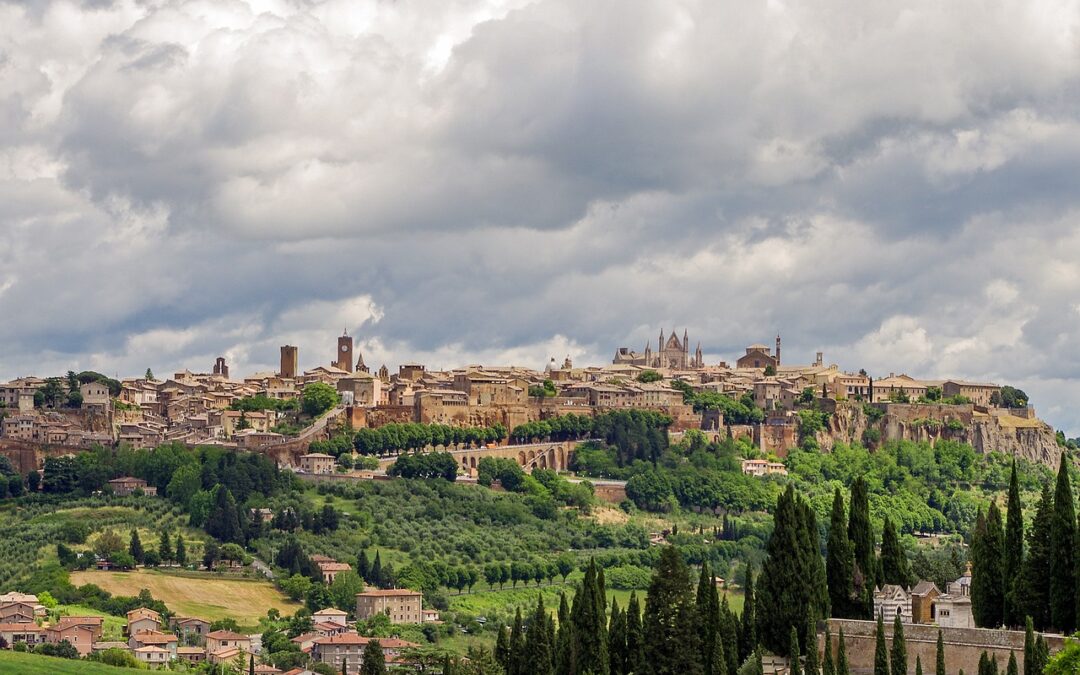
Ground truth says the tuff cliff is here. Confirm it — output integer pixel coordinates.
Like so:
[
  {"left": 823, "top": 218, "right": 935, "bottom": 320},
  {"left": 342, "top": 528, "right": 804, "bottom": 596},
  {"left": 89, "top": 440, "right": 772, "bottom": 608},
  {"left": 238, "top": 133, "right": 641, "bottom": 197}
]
[{"left": 818, "top": 402, "right": 1063, "bottom": 468}]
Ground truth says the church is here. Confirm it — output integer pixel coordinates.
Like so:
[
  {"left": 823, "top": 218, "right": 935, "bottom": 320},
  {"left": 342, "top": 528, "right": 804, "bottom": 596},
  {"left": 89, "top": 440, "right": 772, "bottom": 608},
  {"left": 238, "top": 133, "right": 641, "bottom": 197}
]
[{"left": 613, "top": 329, "right": 703, "bottom": 369}]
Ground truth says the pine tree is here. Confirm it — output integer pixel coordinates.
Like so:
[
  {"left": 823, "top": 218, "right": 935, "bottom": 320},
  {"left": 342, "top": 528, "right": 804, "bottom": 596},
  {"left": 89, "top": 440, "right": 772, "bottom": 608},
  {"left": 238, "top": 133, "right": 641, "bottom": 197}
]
[
  {"left": 1003, "top": 461, "right": 1024, "bottom": 627},
  {"left": 129, "top": 529, "right": 144, "bottom": 564},
  {"left": 890, "top": 614, "right": 906, "bottom": 675},
  {"left": 626, "top": 591, "right": 645, "bottom": 675},
  {"left": 971, "top": 505, "right": 1004, "bottom": 628},
  {"left": 740, "top": 567, "right": 756, "bottom": 661},
  {"left": 556, "top": 593, "right": 574, "bottom": 675},
  {"left": 1050, "top": 454, "right": 1076, "bottom": 632},
  {"left": 509, "top": 608, "right": 526, "bottom": 675},
  {"left": 789, "top": 627, "right": 802, "bottom": 675},
  {"left": 609, "top": 597, "right": 626, "bottom": 675},
  {"left": 849, "top": 477, "right": 876, "bottom": 614},
  {"left": 361, "top": 639, "right": 386, "bottom": 675},
  {"left": 175, "top": 533, "right": 186, "bottom": 566},
  {"left": 1023, "top": 484, "right": 1053, "bottom": 630},
  {"left": 495, "top": 624, "right": 511, "bottom": 672},
  {"left": 822, "top": 626, "right": 835, "bottom": 675},
  {"left": 1022, "top": 618, "right": 1035, "bottom": 675},
  {"left": 526, "top": 596, "right": 554, "bottom": 675},
  {"left": 936, "top": 629, "right": 946, "bottom": 675},
  {"left": 758, "top": 486, "right": 828, "bottom": 653},
  {"left": 644, "top": 547, "right": 702, "bottom": 674},
  {"left": 827, "top": 488, "right": 856, "bottom": 618},
  {"left": 804, "top": 618, "right": 819, "bottom": 675},
  {"left": 1006, "top": 652, "right": 1017, "bottom": 675},
  {"left": 571, "top": 559, "right": 608, "bottom": 675},
  {"left": 880, "top": 517, "right": 910, "bottom": 587},
  {"left": 874, "top": 612, "right": 890, "bottom": 675},
  {"left": 836, "top": 628, "right": 850, "bottom": 675},
  {"left": 158, "top": 530, "right": 172, "bottom": 564}
]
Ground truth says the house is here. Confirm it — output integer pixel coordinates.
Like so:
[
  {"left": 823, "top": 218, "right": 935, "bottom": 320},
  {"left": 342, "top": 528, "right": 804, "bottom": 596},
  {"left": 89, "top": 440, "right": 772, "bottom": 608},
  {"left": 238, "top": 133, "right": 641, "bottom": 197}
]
[
  {"left": 128, "top": 630, "right": 178, "bottom": 658},
  {"left": 206, "top": 629, "right": 251, "bottom": 658},
  {"left": 314, "top": 620, "right": 350, "bottom": 636},
  {"left": 421, "top": 609, "right": 441, "bottom": 623},
  {"left": 255, "top": 664, "right": 284, "bottom": 674},
  {"left": 311, "top": 633, "right": 369, "bottom": 674},
  {"left": 80, "top": 381, "right": 112, "bottom": 412},
  {"left": 209, "top": 646, "right": 246, "bottom": 665},
  {"left": 133, "top": 645, "right": 171, "bottom": 668},
  {"left": 910, "top": 580, "right": 940, "bottom": 624},
  {"left": 0, "top": 622, "right": 46, "bottom": 647},
  {"left": 873, "top": 585, "right": 911, "bottom": 623},
  {"left": 177, "top": 645, "right": 207, "bottom": 663},
  {"left": 0, "top": 601, "right": 39, "bottom": 623},
  {"left": 47, "top": 617, "right": 104, "bottom": 657},
  {"left": 936, "top": 565, "right": 975, "bottom": 628},
  {"left": 312, "top": 608, "right": 350, "bottom": 626},
  {"left": 290, "top": 631, "right": 322, "bottom": 653},
  {"left": 108, "top": 476, "right": 157, "bottom": 496},
  {"left": 172, "top": 616, "right": 211, "bottom": 643},
  {"left": 355, "top": 589, "right": 423, "bottom": 623},
  {"left": 740, "top": 459, "right": 788, "bottom": 477},
  {"left": 0, "top": 592, "right": 39, "bottom": 605},
  {"left": 126, "top": 607, "right": 163, "bottom": 635},
  {"left": 299, "top": 453, "right": 336, "bottom": 474},
  {"left": 317, "top": 560, "right": 352, "bottom": 584}
]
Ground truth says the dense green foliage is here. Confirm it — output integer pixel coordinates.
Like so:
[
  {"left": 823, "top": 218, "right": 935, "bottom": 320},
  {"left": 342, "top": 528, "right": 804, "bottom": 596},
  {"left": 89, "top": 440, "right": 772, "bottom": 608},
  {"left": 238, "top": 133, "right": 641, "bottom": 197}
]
[{"left": 354, "top": 422, "right": 508, "bottom": 455}]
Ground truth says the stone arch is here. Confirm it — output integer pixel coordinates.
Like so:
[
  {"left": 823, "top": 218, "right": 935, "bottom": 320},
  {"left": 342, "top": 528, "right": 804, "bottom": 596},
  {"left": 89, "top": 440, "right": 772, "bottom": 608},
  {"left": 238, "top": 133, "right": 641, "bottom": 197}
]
[
  {"left": 470, "top": 456, "right": 477, "bottom": 470},
  {"left": 518, "top": 451, "right": 527, "bottom": 465}
]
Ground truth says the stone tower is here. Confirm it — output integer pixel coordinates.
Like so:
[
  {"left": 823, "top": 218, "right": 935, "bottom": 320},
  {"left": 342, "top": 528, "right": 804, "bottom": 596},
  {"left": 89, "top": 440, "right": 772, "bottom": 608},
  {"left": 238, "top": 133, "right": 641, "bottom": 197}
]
[
  {"left": 279, "top": 345, "right": 298, "bottom": 379},
  {"left": 212, "top": 356, "right": 229, "bottom": 379},
  {"left": 335, "top": 331, "right": 354, "bottom": 372},
  {"left": 775, "top": 334, "right": 781, "bottom": 367}
]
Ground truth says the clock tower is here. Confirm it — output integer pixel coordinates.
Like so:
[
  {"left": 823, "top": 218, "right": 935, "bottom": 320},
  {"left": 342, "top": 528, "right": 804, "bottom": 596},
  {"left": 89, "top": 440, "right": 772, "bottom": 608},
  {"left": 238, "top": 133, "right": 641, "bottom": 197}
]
[{"left": 335, "top": 331, "right": 354, "bottom": 372}]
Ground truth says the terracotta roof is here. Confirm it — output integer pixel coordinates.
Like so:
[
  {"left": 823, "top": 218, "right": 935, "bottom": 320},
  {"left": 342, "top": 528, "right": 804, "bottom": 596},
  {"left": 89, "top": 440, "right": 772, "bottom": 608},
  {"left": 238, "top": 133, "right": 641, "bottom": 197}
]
[
  {"left": 133, "top": 631, "right": 177, "bottom": 644},
  {"left": 178, "top": 646, "right": 206, "bottom": 654},
  {"left": 207, "top": 629, "right": 249, "bottom": 640},
  {"left": 313, "top": 633, "right": 369, "bottom": 645},
  {"left": 312, "top": 608, "right": 348, "bottom": 617},
  {"left": 317, "top": 562, "right": 351, "bottom": 571},
  {"left": 356, "top": 589, "right": 421, "bottom": 597},
  {"left": 127, "top": 607, "right": 162, "bottom": 621},
  {"left": 134, "top": 645, "right": 171, "bottom": 653},
  {"left": 0, "top": 622, "right": 45, "bottom": 632}
]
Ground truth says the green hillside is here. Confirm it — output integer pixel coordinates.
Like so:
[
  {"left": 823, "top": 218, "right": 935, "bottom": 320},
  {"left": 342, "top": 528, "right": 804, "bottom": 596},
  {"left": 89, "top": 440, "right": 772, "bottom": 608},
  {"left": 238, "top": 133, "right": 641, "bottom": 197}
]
[{"left": 0, "top": 650, "right": 138, "bottom": 673}]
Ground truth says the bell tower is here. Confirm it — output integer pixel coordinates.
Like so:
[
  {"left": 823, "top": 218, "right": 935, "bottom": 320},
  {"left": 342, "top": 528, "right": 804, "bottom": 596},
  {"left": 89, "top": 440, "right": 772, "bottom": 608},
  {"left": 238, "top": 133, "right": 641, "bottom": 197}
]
[{"left": 335, "top": 330, "right": 354, "bottom": 372}]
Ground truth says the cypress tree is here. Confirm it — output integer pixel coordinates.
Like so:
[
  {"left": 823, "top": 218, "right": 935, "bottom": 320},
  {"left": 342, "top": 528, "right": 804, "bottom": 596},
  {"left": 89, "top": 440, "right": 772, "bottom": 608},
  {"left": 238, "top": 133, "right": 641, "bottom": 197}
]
[
  {"left": 158, "top": 529, "right": 172, "bottom": 564},
  {"left": 874, "top": 612, "right": 890, "bottom": 675},
  {"left": 571, "top": 559, "right": 608, "bottom": 675},
  {"left": 836, "top": 628, "right": 850, "bottom": 675},
  {"left": 249, "top": 653, "right": 255, "bottom": 675},
  {"left": 1006, "top": 652, "right": 1017, "bottom": 675},
  {"left": 720, "top": 595, "right": 739, "bottom": 675},
  {"left": 696, "top": 562, "right": 722, "bottom": 675},
  {"left": 804, "top": 619, "right": 819, "bottom": 675},
  {"left": 1022, "top": 484, "right": 1053, "bottom": 630},
  {"left": 175, "top": 533, "right": 186, "bottom": 566},
  {"left": 129, "top": 529, "right": 144, "bottom": 564},
  {"left": 972, "top": 505, "right": 1004, "bottom": 628},
  {"left": 827, "top": 488, "right": 856, "bottom": 618},
  {"left": 789, "top": 627, "right": 802, "bottom": 675},
  {"left": 371, "top": 550, "right": 383, "bottom": 588},
  {"left": 556, "top": 593, "right": 574, "bottom": 675},
  {"left": 849, "top": 477, "right": 876, "bottom": 613},
  {"left": 1050, "top": 454, "right": 1076, "bottom": 632},
  {"left": 526, "top": 595, "right": 554, "bottom": 675},
  {"left": 936, "top": 629, "right": 945, "bottom": 675},
  {"left": 740, "top": 567, "right": 756, "bottom": 660},
  {"left": 609, "top": 597, "right": 626, "bottom": 675},
  {"left": 890, "top": 614, "right": 906, "bottom": 675},
  {"left": 990, "top": 655, "right": 999, "bottom": 675},
  {"left": 880, "top": 517, "right": 910, "bottom": 587},
  {"left": 626, "top": 591, "right": 645, "bottom": 675},
  {"left": 1022, "top": 618, "right": 1035, "bottom": 675},
  {"left": 358, "top": 549, "right": 370, "bottom": 583},
  {"left": 495, "top": 624, "right": 511, "bottom": 672},
  {"left": 822, "top": 626, "right": 834, "bottom": 675},
  {"left": 915, "top": 656, "right": 922, "bottom": 675},
  {"left": 1003, "top": 461, "right": 1024, "bottom": 627},
  {"left": 509, "top": 608, "right": 526, "bottom": 675},
  {"left": 759, "top": 487, "right": 828, "bottom": 653},
  {"left": 1034, "top": 635, "right": 1049, "bottom": 675},
  {"left": 978, "top": 653, "right": 988, "bottom": 675},
  {"left": 644, "top": 546, "right": 702, "bottom": 674},
  {"left": 361, "top": 639, "right": 386, "bottom": 675}
]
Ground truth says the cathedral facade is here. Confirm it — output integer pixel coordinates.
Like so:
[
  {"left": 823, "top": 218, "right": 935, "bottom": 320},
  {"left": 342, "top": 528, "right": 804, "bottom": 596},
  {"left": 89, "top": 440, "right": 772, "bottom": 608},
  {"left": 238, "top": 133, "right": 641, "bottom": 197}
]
[{"left": 613, "top": 329, "right": 704, "bottom": 369}]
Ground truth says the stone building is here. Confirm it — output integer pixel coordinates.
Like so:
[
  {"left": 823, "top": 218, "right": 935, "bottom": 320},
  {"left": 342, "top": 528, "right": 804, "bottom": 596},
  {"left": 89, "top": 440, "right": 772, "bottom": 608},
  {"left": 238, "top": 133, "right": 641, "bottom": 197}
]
[
  {"left": 736, "top": 336, "right": 781, "bottom": 370},
  {"left": 355, "top": 589, "right": 422, "bottom": 623},
  {"left": 613, "top": 328, "right": 702, "bottom": 369}
]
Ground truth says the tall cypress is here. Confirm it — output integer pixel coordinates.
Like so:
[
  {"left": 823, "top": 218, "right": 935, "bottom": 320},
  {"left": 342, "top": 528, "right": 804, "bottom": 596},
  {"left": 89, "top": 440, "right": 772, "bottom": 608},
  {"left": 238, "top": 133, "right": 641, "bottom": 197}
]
[
  {"left": 1050, "top": 454, "right": 1076, "bottom": 633},
  {"left": 1034, "top": 635, "right": 1049, "bottom": 675},
  {"left": 556, "top": 593, "right": 574, "bottom": 675},
  {"left": 509, "top": 608, "right": 526, "bottom": 675},
  {"left": 609, "top": 598, "right": 626, "bottom": 675},
  {"left": 644, "top": 546, "right": 702, "bottom": 675},
  {"left": 496, "top": 624, "right": 511, "bottom": 671},
  {"left": 1003, "top": 461, "right": 1024, "bottom": 627},
  {"left": 836, "top": 628, "right": 850, "bottom": 675},
  {"left": 526, "top": 596, "right": 554, "bottom": 675},
  {"left": 572, "top": 560, "right": 608, "bottom": 674},
  {"left": 1022, "top": 618, "right": 1035, "bottom": 675},
  {"left": 890, "top": 614, "right": 906, "bottom": 675},
  {"left": 720, "top": 595, "right": 739, "bottom": 675},
  {"left": 849, "top": 477, "right": 876, "bottom": 612},
  {"left": 697, "top": 562, "right": 721, "bottom": 675},
  {"left": 827, "top": 488, "right": 856, "bottom": 618},
  {"left": 789, "top": 627, "right": 802, "bottom": 675},
  {"left": 880, "top": 517, "right": 910, "bottom": 587},
  {"left": 822, "top": 626, "right": 834, "bottom": 675},
  {"left": 805, "top": 618, "right": 819, "bottom": 675},
  {"left": 1023, "top": 484, "right": 1053, "bottom": 630},
  {"left": 971, "top": 505, "right": 1004, "bottom": 628},
  {"left": 915, "top": 656, "right": 922, "bottom": 675},
  {"left": 874, "top": 612, "right": 890, "bottom": 675},
  {"left": 1006, "top": 652, "right": 1018, "bottom": 675},
  {"left": 936, "top": 629, "right": 945, "bottom": 675},
  {"left": 740, "top": 567, "right": 756, "bottom": 660},
  {"left": 626, "top": 592, "right": 646, "bottom": 675}
]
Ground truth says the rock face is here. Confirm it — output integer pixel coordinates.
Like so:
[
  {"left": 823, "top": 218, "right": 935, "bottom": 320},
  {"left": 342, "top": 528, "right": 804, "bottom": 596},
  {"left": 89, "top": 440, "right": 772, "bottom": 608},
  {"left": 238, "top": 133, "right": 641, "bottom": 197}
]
[{"left": 822, "top": 402, "right": 1063, "bottom": 469}]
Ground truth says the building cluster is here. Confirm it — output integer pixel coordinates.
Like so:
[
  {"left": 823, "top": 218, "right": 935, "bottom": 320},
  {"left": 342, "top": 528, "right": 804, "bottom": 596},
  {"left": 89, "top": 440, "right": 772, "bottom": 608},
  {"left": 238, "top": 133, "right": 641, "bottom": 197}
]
[
  {"left": 0, "top": 329, "right": 1016, "bottom": 462},
  {"left": 0, "top": 588, "right": 429, "bottom": 673},
  {"left": 872, "top": 565, "right": 974, "bottom": 629}
]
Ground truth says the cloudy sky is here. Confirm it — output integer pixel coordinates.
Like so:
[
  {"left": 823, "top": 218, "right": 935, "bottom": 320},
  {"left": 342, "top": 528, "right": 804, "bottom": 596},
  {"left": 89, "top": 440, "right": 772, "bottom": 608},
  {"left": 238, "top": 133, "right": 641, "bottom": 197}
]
[{"left": 4, "top": 0, "right": 1080, "bottom": 433}]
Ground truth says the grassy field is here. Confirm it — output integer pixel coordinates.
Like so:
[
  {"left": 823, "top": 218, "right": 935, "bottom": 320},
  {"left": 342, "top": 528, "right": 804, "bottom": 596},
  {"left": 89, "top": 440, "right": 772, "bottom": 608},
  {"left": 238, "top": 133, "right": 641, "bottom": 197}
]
[
  {"left": 0, "top": 650, "right": 138, "bottom": 673},
  {"left": 448, "top": 583, "right": 745, "bottom": 619},
  {"left": 70, "top": 569, "right": 300, "bottom": 626},
  {"left": 56, "top": 604, "right": 127, "bottom": 640}
]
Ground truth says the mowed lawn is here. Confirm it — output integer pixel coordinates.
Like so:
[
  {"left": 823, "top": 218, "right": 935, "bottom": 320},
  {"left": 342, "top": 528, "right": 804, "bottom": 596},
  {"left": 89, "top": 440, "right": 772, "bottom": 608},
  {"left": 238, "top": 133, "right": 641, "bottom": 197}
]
[
  {"left": 0, "top": 650, "right": 138, "bottom": 673},
  {"left": 70, "top": 569, "right": 300, "bottom": 625}
]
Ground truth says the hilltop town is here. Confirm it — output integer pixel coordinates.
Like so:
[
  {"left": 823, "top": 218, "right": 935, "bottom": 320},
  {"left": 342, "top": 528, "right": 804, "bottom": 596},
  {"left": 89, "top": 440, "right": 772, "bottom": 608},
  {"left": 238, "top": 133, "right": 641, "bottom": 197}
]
[{"left": 0, "top": 330, "right": 1064, "bottom": 475}]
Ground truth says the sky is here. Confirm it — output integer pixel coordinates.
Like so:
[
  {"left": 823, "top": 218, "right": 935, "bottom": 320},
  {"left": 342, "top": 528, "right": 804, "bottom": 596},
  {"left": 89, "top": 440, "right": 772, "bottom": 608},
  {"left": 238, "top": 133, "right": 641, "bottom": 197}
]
[{"left": 3, "top": 0, "right": 1080, "bottom": 434}]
